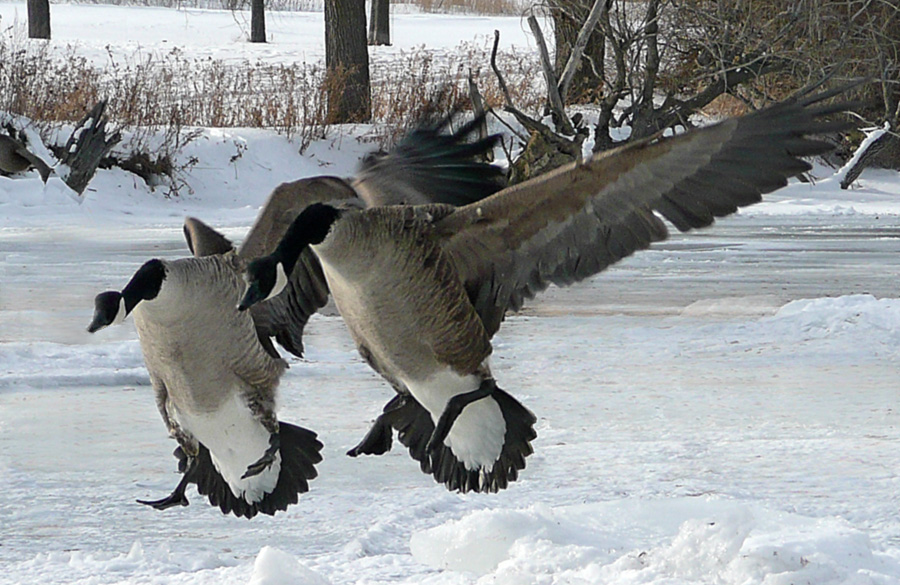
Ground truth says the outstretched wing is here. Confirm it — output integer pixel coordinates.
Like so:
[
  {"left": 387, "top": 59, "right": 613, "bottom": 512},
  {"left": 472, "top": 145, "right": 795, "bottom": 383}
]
[
  {"left": 437, "top": 84, "right": 854, "bottom": 336},
  {"left": 353, "top": 113, "right": 505, "bottom": 207},
  {"left": 239, "top": 115, "right": 506, "bottom": 358}
]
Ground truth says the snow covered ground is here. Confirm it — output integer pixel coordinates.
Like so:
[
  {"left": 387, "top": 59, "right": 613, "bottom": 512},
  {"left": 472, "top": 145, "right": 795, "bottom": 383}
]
[{"left": 2, "top": 4, "right": 900, "bottom": 585}]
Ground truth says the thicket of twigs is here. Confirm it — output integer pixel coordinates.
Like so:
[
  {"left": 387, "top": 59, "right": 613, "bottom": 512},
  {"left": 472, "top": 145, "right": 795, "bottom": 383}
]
[
  {"left": 69, "top": 0, "right": 527, "bottom": 15},
  {"left": 0, "top": 22, "right": 542, "bottom": 193}
]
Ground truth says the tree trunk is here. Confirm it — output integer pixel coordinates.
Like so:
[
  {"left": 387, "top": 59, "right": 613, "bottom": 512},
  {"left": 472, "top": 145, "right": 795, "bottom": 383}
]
[
  {"left": 368, "top": 0, "right": 390, "bottom": 46},
  {"left": 27, "top": 0, "right": 50, "bottom": 39},
  {"left": 324, "top": 0, "right": 371, "bottom": 123},
  {"left": 547, "top": 0, "right": 606, "bottom": 103},
  {"left": 250, "top": 0, "right": 266, "bottom": 43},
  {"left": 60, "top": 101, "right": 122, "bottom": 196}
]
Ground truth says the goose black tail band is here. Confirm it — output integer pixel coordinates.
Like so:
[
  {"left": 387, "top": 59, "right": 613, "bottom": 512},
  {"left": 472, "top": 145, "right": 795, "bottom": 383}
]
[
  {"left": 193, "top": 421, "right": 322, "bottom": 519},
  {"left": 388, "top": 387, "right": 536, "bottom": 494}
]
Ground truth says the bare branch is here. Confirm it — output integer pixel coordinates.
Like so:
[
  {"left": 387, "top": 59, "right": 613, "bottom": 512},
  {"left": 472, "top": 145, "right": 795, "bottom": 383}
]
[
  {"left": 527, "top": 14, "right": 576, "bottom": 135},
  {"left": 558, "top": 0, "right": 610, "bottom": 102},
  {"left": 490, "top": 30, "right": 514, "bottom": 107}
]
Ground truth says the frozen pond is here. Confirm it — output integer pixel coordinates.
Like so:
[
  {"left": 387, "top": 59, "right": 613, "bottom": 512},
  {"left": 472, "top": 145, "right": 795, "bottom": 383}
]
[{"left": 2, "top": 210, "right": 900, "bottom": 584}]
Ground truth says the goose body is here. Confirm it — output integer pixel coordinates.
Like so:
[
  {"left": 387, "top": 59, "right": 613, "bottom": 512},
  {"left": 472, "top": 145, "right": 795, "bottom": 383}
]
[
  {"left": 89, "top": 113, "right": 504, "bottom": 509},
  {"left": 240, "top": 84, "right": 855, "bottom": 493},
  {"left": 315, "top": 209, "right": 513, "bottom": 477},
  {"left": 0, "top": 134, "right": 52, "bottom": 182},
  {"left": 90, "top": 252, "right": 322, "bottom": 519},
  {"left": 133, "top": 254, "right": 286, "bottom": 501}
]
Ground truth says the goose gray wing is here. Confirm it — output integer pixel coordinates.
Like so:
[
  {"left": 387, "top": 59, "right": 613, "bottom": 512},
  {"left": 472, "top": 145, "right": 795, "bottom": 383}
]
[
  {"left": 184, "top": 217, "right": 235, "bottom": 257},
  {"left": 240, "top": 115, "right": 504, "bottom": 358},
  {"left": 352, "top": 113, "right": 505, "bottom": 207},
  {"left": 436, "top": 85, "right": 853, "bottom": 337},
  {"left": 239, "top": 177, "right": 359, "bottom": 357}
]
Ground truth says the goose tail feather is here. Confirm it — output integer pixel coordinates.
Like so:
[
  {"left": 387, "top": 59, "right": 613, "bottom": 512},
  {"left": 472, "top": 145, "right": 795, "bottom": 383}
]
[
  {"left": 192, "top": 422, "right": 323, "bottom": 519},
  {"left": 389, "top": 388, "right": 537, "bottom": 494}
]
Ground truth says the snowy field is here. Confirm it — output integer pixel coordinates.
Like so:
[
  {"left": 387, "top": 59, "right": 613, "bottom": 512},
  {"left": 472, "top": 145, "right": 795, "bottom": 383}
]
[{"left": 2, "top": 4, "right": 900, "bottom": 585}]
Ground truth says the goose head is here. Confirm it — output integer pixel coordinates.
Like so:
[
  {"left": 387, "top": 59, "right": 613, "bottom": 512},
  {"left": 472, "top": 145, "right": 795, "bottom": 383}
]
[
  {"left": 88, "top": 259, "right": 166, "bottom": 332},
  {"left": 238, "top": 203, "right": 341, "bottom": 311}
]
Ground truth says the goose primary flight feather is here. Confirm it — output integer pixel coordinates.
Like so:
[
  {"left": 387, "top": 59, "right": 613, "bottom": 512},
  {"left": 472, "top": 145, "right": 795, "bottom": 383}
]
[
  {"left": 239, "top": 83, "right": 855, "bottom": 494},
  {"left": 87, "top": 114, "right": 504, "bottom": 515}
]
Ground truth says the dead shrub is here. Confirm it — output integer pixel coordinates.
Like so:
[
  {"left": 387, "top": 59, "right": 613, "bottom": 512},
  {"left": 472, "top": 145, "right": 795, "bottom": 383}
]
[{"left": 0, "top": 21, "right": 541, "bottom": 193}]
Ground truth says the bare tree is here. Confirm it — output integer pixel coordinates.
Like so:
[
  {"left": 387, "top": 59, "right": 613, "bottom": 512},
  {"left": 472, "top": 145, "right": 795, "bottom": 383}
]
[
  {"left": 325, "top": 0, "right": 371, "bottom": 122},
  {"left": 368, "top": 0, "right": 390, "bottom": 46},
  {"left": 250, "top": 0, "right": 266, "bottom": 43},
  {"left": 544, "top": 0, "right": 607, "bottom": 102},
  {"left": 27, "top": 0, "right": 50, "bottom": 39}
]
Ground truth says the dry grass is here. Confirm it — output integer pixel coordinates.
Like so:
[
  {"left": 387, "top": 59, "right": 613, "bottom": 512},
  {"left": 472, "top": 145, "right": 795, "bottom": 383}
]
[
  {"left": 369, "top": 41, "right": 543, "bottom": 144},
  {"left": 65, "top": 0, "right": 527, "bottom": 15},
  {"left": 0, "top": 26, "right": 541, "bottom": 147},
  {"left": 0, "top": 23, "right": 541, "bottom": 193}
]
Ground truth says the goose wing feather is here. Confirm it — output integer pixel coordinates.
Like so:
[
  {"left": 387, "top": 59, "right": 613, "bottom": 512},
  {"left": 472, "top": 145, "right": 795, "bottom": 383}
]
[
  {"left": 238, "top": 177, "right": 359, "bottom": 357},
  {"left": 183, "top": 217, "right": 235, "bottom": 257},
  {"left": 237, "top": 115, "right": 503, "bottom": 358},
  {"left": 353, "top": 113, "right": 505, "bottom": 207},
  {"left": 436, "top": 86, "right": 853, "bottom": 336}
]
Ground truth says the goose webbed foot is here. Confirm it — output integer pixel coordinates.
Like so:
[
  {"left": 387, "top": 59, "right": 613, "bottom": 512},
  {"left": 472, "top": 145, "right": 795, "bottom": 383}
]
[
  {"left": 347, "top": 395, "right": 411, "bottom": 457},
  {"left": 347, "top": 417, "right": 393, "bottom": 457},
  {"left": 242, "top": 432, "right": 280, "bottom": 479},
  {"left": 137, "top": 455, "right": 198, "bottom": 510},
  {"left": 426, "top": 379, "right": 496, "bottom": 453}
]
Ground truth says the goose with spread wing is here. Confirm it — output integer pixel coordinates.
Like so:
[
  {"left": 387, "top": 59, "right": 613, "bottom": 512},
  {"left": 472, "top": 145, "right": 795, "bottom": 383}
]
[
  {"left": 238, "top": 85, "right": 854, "bottom": 494},
  {"left": 86, "top": 114, "right": 504, "bottom": 515}
]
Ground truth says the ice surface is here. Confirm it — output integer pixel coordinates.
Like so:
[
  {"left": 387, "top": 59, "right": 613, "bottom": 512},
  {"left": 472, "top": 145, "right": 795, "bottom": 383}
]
[{"left": 1, "top": 4, "right": 900, "bottom": 584}]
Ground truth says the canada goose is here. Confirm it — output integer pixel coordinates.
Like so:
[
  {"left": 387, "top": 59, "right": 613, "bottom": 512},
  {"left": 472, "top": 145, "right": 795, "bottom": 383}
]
[
  {"left": 0, "top": 133, "right": 52, "bottom": 182},
  {"left": 239, "top": 84, "right": 854, "bottom": 493},
  {"left": 87, "top": 114, "right": 504, "bottom": 514},
  {"left": 88, "top": 250, "right": 324, "bottom": 519}
]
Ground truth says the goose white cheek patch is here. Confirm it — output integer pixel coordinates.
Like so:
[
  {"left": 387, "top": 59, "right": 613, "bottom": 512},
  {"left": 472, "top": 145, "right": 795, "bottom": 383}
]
[
  {"left": 266, "top": 262, "right": 289, "bottom": 301},
  {"left": 115, "top": 296, "right": 128, "bottom": 324}
]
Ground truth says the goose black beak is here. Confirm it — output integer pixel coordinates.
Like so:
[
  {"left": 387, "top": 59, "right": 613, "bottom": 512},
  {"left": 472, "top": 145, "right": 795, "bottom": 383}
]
[
  {"left": 238, "top": 283, "right": 263, "bottom": 312},
  {"left": 87, "top": 314, "right": 107, "bottom": 333},
  {"left": 87, "top": 290, "right": 123, "bottom": 333}
]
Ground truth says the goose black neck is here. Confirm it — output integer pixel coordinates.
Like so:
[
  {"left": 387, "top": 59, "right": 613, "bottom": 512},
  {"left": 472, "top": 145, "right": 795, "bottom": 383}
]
[
  {"left": 121, "top": 259, "right": 166, "bottom": 314},
  {"left": 275, "top": 203, "right": 341, "bottom": 272}
]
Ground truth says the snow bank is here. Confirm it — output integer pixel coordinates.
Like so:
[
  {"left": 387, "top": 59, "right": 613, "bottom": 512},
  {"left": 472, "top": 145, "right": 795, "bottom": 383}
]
[
  {"left": 743, "top": 167, "right": 900, "bottom": 218},
  {"left": 249, "top": 546, "right": 331, "bottom": 585},
  {"left": 770, "top": 294, "right": 900, "bottom": 340},
  {"left": 411, "top": 499, "right": 900, "bottom": 584}
]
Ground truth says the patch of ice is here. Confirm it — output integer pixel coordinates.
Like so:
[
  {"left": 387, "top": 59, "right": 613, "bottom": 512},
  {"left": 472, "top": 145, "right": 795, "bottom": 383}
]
[
  {"left": 0, "top": 341, "right": 147, "bottom": 389},
  {"left": 681, "top": 295, "right": 782, "bottom": 318},
  {"left": 10, "top": 540, "right": 242, "bottom": 584}
]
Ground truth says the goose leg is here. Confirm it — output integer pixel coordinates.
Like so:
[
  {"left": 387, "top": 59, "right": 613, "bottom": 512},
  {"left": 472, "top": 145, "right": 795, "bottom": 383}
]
[
  {"left": 242, "top": 432, "right": 280, "bottom": 479},
  {"left": 137, "top": 455, "right": 199, "bottom": 510},
  {"left": 346, "top": 394, "right": 411, "bottom": 457},
  {"left": 427, "top": 379, "right": 496, "bottom": 453}
]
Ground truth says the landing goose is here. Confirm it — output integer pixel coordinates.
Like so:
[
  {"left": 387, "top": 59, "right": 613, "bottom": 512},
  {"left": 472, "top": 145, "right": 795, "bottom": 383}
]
[
  {"left": 239, "top": 84, "right": 854, "bottom": 493},
  {"left": 89, "top": 248, "right": 324, "bottom": 519},
  {"left": 88, "top": 114, "right": 504, "bottom": 515},
  {"left": 0, "top": 134, "right": 52, "bottom": 182}
]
